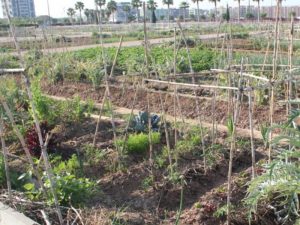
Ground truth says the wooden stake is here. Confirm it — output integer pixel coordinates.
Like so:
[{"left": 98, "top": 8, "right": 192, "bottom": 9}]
[
  {"left": 3, "top": 1, "right": 63, "bottom": 223},
  {"left": 287, "top": 14, "right": 294, "bottom": 114},
  {"left": 109, "top": 36, "right": 124, "bottom": 78},
  {"left": 93, "top": 90, "right": 108, "bottom": 146},
  {"left": 248, "top": 85, "right": 256, "bottom": 179},
  {"left": 0, "top": 116, "right": 12, "bottom": 201},
  {"left": 176, "top": 21, "right": 206, "bottom": 173},
  {"left": 1, "top": 101, "right": 45, "bottom": 195},
  {"left": 269, "top": 0, "right": 281, "bottom": 163},
  {"left": 159, "top": 92, "right": 173, "bottom": 175},
  {"left": 142, "top": 2, "right": 153, "bottom": 169}
]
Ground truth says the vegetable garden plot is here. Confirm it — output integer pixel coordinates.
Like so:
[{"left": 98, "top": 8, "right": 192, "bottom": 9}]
[{"left": 1, "top": 2, "right": 300, "bottom": 223}]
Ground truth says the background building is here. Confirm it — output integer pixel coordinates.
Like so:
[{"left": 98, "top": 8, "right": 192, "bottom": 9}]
[
  {"left": 108, "top": 2, "right": 137, "bottom": 23},
  {"left": 1, "top": 0, "right": 35, "bottom": 18}
]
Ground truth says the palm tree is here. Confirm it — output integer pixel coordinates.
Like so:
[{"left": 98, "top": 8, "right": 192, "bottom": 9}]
[
  {"left": 75, "top": 1, "right": 85, "bottom": 25},
  {"left": 95, "top": 0, "right": 106, "bottom": 24},
  {"left": 234, "top": 0, "right": 244, "bottom": 22},
  {"left": 209, "top": 0, "right": 220, "bottom": 21},
  {"left": 180, "top": 1, "right": 189, "bottom": 23},
  {"left": 147, "top": 0, "right": 157, "bottom": 23},
  {"left": 253, "top": 0, "right": 262, "bottom": 22},
  {"left": 191, "top": 0, "right": 203, "bottom": 23},
  {"left": 84, "top": 9, "right": 91, "bottom": 23},
  {"left": 131, "top": 0, "right": 142, "bottom": 22},
  {"left": 123, "top": 4, "right": 131, "bottom": 23},
  {"left": 67, "top": 8, "right": 76, "bottom": 25},
  {"left": 162, "top": 0, "right": 173, "bottom": 26},
  {"left": 107, "top": 0, "right": 117, "bottom": 23}
]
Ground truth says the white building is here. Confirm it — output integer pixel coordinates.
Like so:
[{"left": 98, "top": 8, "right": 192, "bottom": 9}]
[
  {"left": 1, "top": 0, "right": 35, "bottom": 18},
  {"left": 108, "top": 2, "right": 137, "bottom": 23}
]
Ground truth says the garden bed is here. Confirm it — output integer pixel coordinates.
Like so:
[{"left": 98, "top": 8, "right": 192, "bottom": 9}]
[{"left": 43, "top": 81, "right": 286, "bottom": 131}]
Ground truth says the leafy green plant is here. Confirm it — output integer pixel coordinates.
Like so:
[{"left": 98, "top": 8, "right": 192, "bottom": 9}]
[
  {"left": 213, "top": 205, "right": 228, "bottom": 218},
  {"left": 141, "top": 175, "right": 154, "bottom": 190},
  {"left": 31, "top": 77, "right": 56, "bottom": 123},
  {"left": 175, "top": 126, "right": 205, "bottom": 158},
  {"left": 22, "top": 154, "right": 96, "bottom": 206},
  {"left": 83, "top": 144, "right": 106, "bottom": 166},
  {"left": 245, "top": 111, "right": 300, "bottom": 224},
  {"left": 129, "top": 111, "right": 160, "bottom": 132},
  {"left": 117, "top": 132, "right": 160, "bottom": 154}
]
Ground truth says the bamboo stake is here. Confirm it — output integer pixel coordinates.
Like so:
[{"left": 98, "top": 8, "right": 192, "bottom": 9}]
[
  {"left": 1, "top": 101, "right": 45, "bottom": 195},
  {"left": 159, "top": 92, "right": 173, "bottom": 175},
  {"left": 288, "top": 14, "right": 294, "bottom": 114},
  {"left": 176, "top": 21, "right": 206, "bottom": 173},
  {"left": 269, "top": 0, "right": 281, "bottom": 163},
  {"left": 105, "top": 82, "right": 117, "bottom": 142},
  {"left": 3, "top": 1, "right": 63, "bottom": 223},
  {"left": 0, "top": 68, "right": 25, "bottom": 74},
  {"left": 92, "top": 91, "right": 108, "bottom": 146},
  {"left": 247, "top": 85, "right": 256, "bottom": 179},
  {"left": 0, "top": 116, "right": 12, "bottom": 201},
  {"left": 211, "top": 75, "right": 217, "bottom": 144},
  {"left": 142, "top": 2, "right": 154, "bottom": 169},
  {"left": 226, "top": 63, "right": 243, "bottom": 225},
  {"left": 173, "top": 28, "right": 178, "bottom": 148},
  {"left": 109, "top": 36, "right": 124, "bottom": 78},
  {"left": 93, "top": 31, "right": 123, "bottom": 146},
  {"left": 122, "top": 81, "right": 140, "bottom": 143},
  {"left": 144, "top": 79, "right": 239, "bottom": 91}
]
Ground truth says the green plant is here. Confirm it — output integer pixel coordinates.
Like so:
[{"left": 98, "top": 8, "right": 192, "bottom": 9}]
[
  {"left": 175, "top": 126, "right": 205, "bottom": 158},
  {"left": 129, "top": 112, "right": 160, "bottom": 132},
  {"left": 83, "top": 144, "right": 106, "bottom": 166},
  {"left": 154, "top": 146, "right": 169, "bottom": 169},
  {"left": 22, "top": 154, "right": 96, "bottom": 206},
  {"left": 245, "top": 111, "right": 300, "bottom": 223},
  {"left": 121, "top": 132, "right": 160, "bottom": 154},
  {"left": 213, "top": 205, "right": 229, "bottom": 218},
  {"left": 141, "top": 175, "right": 154, "bottom": 190}
]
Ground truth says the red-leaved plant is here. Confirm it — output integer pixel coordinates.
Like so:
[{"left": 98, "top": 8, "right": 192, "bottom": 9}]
[{"left": 25, "top": 121, "right": 56, "bottom": 157}]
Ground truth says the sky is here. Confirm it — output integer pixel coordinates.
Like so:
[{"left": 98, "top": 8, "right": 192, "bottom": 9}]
[{"left": 0, "top": 0, "right": 299, "bottom": 18}]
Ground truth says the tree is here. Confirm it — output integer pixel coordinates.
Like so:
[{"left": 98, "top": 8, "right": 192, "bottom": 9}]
[
  {"left": 75, "top": 1, "right": 84, "bottom": 25},
  {"left": 253, "top": 0, "right": 262, "bottom": 22},
  {"left": 245, "top": 12, "right": 254, "bottom": 19},
  {"left": 234, "top": 0, "right": 243, "bottom": 22},
  {"left": 179, "top": 1, "right": 189, "bottom": 23},
  {"left": 67, "top": 8, "right": 76, "bottom": 25},
  {"left": 147, "top": 0, "right": 157, "bottom": 23},
  {"left": 162, "top": 0, "right": 173, "bottom": 26},
  {"left": 131, "top": 0, "right": 142, "bottom": 22},
  {"left": 191, "top": 0, "right": 203, "bottom": 23},
  {"left": 123, "top": 5, "right": 131, "bottom": 23},
  {"left": 289, "top": 11, "right": 296, "bottom": 19},
  {"left": 84, "top": 9, "right": 91, "bottom": 23},
  {"left": 107, "top": 0, "right": 117, "bottom": 23},
  {"left": 95, "top": 0, "right": 106, "bottom": 24},
  {"left": 223, "top": 4, "right": 230, "bottom": 22},
  {"left": 261, "top": 12, "right": 267, "bottom": 19},
  {"left": 209, "top": 0, "right": 220, "bottom": 21}
]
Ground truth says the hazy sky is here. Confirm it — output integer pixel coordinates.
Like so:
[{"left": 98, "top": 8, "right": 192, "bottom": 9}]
[{"left": 0, "top": 0, "right": 299, "bottom": 18}]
